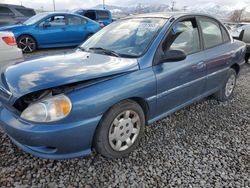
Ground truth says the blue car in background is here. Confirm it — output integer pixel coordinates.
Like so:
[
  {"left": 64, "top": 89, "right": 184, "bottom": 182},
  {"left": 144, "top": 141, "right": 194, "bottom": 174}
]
[
  {"left": 0, "top": 12, "right": 100, "bottom": 52},
  {"left": 0, "top": 13, "right": 246, "bottom": 159},
  {"left": 73, "top": 9, "right": 112, "bottom": 27}
]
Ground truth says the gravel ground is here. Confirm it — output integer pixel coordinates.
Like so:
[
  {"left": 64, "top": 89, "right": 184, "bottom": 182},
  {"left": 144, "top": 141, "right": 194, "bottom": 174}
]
[{"left": 0, "top": 50, "right": 249, "bottom": 187}]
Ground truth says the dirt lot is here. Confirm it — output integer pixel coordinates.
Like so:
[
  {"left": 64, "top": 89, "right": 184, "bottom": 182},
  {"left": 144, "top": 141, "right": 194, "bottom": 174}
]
[{"left": 0, "top": 49, "right": 249, "bottom": 187}]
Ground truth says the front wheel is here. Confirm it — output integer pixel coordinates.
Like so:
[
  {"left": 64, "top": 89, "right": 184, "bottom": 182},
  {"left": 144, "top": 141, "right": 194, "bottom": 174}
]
[
  {"left": 17, "top": 35, "right": 37, "bottom": 53},
  {"left": 94, "top": 100, "right": 145, "bottom": 158},
  {"left": 214, "top": 68, "right": 237, "bottom": 102}
]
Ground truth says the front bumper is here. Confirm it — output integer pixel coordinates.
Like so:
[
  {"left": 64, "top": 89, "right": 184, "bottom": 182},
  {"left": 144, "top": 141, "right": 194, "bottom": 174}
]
[{"left": 0, "top": 105, "right": 101, "bottom": 159}]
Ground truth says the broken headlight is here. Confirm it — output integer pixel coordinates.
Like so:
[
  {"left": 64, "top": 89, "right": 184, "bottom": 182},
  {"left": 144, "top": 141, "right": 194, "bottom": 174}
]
[{"left": 20, "top": 94, "right": 72, "bottom": 123}]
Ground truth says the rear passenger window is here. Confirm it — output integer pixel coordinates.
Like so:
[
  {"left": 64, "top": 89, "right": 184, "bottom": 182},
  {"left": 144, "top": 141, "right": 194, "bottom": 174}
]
[
  {"left": 67, "top": 16, "right": 86, "bottom": 25},
  {"left": 97, "top": 11, "right": 109, "bottom": 19},
  {"left": 221, "top": 26, "right": 230, "bottom": 42},
  {"left": 163, "top": 19, "right": 201, "bottom": 55},
  {"left": 198, "top": 17, "right": 223, "bottom": 49},
  {"left": 0, "top": 7, "right": 14, "bottom": 16}
]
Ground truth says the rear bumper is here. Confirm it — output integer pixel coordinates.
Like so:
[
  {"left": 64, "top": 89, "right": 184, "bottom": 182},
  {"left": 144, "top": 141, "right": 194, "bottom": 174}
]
[
  {"left": 0, "top": 106, "right": 101, "bottom": 159},
  {"left": 0, "top": 47, "right": 23, "bottom": 64}
]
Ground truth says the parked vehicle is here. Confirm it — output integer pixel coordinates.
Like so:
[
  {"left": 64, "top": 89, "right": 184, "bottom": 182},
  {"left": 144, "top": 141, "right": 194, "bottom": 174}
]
[
  {"left": 0, "top": 12, "right": 100, "bottom": 53},
  {"left": 0, "top": 31, "right": 23, "bottom": 64},
  {"left": 230, "top": 23, "right": 250, "bottom": 38},
  {"left": 73, "top": 9, "right": 112, "bottom": 26},
  {"left": 0, "top": 4, "right": 36, "bottom": 26},
  {"left": 0, "top": 13, "right": 246, "bottom": 159}
]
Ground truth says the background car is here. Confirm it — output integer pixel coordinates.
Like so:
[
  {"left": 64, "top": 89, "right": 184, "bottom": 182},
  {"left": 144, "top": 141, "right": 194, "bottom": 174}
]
[
  {"left": 73, "top": 9, "right": 112, "bottom": 26},
  {"left": 235, "top": 25, "right": 250, "bottom": 62},
  {"left": 0, "top": 4, "right": 36, "bottom": 26},
  {"left": 0, "top": 12, "right": 101, "bottom": 53},
  {"left": 0, "top": 13, "right": 246, "bottom": 159},
  {"left": 0, "top": 31, "right": 23, "bottom": 64}
]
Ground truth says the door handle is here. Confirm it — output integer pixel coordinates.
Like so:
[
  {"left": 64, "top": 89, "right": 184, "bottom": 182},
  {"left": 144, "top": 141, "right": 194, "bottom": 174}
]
[{"left": 193, "top": 62, "right": 206, "bottom": 70}]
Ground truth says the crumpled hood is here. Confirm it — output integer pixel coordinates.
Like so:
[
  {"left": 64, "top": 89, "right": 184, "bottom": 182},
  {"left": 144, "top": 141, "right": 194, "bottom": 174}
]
[{"left": 2, "top": 51, "right": 139, "bottom": 99}]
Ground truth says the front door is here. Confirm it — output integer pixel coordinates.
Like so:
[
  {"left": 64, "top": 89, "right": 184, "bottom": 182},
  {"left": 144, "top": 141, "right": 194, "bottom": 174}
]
[
  {"left": 153, "top": 17, "right": 207, "bottom": 115},
  {"left": 36, "top": 15, "right": 68, "bottom": 46}
]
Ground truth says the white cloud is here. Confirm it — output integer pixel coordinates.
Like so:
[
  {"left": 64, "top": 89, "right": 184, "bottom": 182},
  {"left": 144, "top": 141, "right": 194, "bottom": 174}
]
[{"left": 1, "top": 0, "right": 250, "bottom": 11}]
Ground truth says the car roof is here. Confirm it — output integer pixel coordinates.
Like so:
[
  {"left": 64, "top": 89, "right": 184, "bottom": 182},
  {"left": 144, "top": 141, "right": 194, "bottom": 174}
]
[
  {"left": 75, "top": 9, "right": 111, "bottom": 12},
  {"left": 126, "top": 12, "right": 216, "bottom": 20},
  {"left": 40, "top": 12, "right": 84, "bottom": 17},
  {"left": 0, "top": 3, "right": 34, "bottom": 10}
]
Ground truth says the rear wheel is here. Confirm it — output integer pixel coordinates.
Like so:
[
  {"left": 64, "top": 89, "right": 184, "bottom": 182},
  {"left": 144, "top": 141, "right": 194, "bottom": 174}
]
[
  {"left": 214, "top": 68, "right": 237, "bottom": 102},
  {"left": 94, "top": 100, "right": 145, "bottom": 158},
  {"left": 17, "top": 35, "right": 37, "bottom": 53}
]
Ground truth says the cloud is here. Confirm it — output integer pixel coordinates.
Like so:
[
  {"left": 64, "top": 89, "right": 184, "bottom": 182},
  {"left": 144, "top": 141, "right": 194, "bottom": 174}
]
[{"left": 2, "top": 0, "right": 250, "bottom": 11}]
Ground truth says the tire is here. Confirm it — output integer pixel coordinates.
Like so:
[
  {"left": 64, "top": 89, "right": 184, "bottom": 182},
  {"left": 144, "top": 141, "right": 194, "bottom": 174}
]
[
  {"left": 17, "top": 35, "right": 37, "bottom": 53},
  {"left": 245, "top": 54, "right": 250, "bottom": 63},
  {"left": 213, "top": 68, "right": 237, "bottom": 102},
  {"left": 94, "top": 100, "right": 145, "bottom": 158}
]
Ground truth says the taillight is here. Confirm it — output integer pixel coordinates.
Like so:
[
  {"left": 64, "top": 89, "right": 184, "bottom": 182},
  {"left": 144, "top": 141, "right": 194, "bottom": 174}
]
[{"left": 2, "top": 36, "right": 17, "bottom": 46}]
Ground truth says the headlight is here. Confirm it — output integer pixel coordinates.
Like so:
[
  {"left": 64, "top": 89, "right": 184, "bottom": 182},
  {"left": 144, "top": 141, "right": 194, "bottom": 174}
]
[{"left": 21, "top": 94, "right": 72, "bottom": 123}]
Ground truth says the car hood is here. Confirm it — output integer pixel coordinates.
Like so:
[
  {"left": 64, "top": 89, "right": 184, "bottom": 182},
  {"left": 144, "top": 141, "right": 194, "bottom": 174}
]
[
  {"left": 1, "top": 51, "right": 139, "bottom": 100},
  {"left": 0, "top": 24, "right": 26, "bottom": 31}
]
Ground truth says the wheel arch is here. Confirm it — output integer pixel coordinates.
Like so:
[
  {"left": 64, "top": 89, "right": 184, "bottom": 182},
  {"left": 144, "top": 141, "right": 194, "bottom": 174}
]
[{"left": 230, "top": 63, "right": 240, "bottom": 75}]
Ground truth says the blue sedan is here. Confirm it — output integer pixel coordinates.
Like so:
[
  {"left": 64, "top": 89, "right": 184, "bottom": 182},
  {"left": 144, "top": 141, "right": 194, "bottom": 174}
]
[
  {"left": 0, "top": 12, "right": 100, "bottom": 53},
  {"left": 0, "top": 13, "right": 246, "bottom": 159}
]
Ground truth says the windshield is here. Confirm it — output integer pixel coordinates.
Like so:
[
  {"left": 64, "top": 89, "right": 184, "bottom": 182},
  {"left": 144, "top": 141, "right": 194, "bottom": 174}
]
[
  {"left": 81, "top": 18, "right": 167, "bottom": 57},
  {"left": 23, "top": 13, "right": 48, "bottom": 25}
]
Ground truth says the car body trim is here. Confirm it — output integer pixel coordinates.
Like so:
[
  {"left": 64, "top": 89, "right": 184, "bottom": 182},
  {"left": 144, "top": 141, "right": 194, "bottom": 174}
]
[{"left": 146, "top": 67, "right": 229, "bottom": 102}]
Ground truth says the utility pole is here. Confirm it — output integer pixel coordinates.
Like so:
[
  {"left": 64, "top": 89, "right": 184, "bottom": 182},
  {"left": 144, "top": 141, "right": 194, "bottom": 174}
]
[
  {"left": 20, "top": 1, "right": 22, "bottom": 6},
  {"left": 183, "top": 6, "right": 187, "bottom": 12},
  {"left": 103, "top": 0, "right": 105, "bottom": 9},
  {"left": 171, "top": 1, "right": 176, "bottom": 11},
  {"left": 53, "top": 0, "right": 56, "bottom": 11}
]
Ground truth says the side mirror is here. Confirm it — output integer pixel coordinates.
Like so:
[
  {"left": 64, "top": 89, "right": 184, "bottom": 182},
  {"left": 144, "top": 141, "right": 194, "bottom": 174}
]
[
  {"left": 43, "top": 22, "right": 51, "bottom": 28},
  {"left": 159, "top": 49, "right": 187, "bottom": 63}
]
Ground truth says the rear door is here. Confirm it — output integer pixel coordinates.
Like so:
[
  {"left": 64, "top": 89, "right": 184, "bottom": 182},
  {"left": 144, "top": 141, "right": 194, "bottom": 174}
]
[
  {"left": 197, "top": 16, "right": 232, "bottom": 92},
  {"left": 65, "top": 15, "right": 89, "bottom": 43},
  {"left": 153, "top": 17, "right": 207, "bottom": 115}
]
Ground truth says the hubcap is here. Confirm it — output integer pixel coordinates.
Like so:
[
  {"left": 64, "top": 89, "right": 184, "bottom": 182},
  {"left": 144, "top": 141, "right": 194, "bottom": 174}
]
[
  {"left": 109, "top": 110, "right": 140, "bottom": 151},
  {"left": 19, "top": 37, "right": 35, "bottom": 53},
  {"left": 225, "top": 74, "right": 236, "bottom": 97}
]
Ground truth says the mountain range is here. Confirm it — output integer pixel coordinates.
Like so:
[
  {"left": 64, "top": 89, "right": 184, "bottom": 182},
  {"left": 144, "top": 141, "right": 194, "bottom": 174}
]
[{"left": 93, "top": 3, "right": 250, "bottom": 19}]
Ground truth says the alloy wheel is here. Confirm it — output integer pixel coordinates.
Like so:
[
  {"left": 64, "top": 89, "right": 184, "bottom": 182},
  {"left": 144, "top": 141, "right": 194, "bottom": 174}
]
[{"left": 18, "top": 37, "right": 36, "bottom": 53}]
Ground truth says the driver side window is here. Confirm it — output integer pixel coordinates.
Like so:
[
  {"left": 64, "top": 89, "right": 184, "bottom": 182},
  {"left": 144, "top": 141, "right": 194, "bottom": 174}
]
[
  {"left": 162, "top": 18, "right": 201, "bottom": 55},
  {"left": 40, "top": 15, "right": 66, "bottom": 27}
]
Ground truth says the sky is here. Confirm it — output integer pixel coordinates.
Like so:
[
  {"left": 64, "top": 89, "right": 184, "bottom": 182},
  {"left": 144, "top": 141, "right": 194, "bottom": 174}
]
[{"left": 1, "top": 0, "right": 250, "bottom": 11}]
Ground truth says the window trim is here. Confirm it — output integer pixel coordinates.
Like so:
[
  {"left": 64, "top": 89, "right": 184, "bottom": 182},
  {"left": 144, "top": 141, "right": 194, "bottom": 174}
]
[
  {"left": 153, "top": 16, "right": 203, "bottom": 65},
  {"left": 196, "top": 16, "right": 232, "bottom": 51}
]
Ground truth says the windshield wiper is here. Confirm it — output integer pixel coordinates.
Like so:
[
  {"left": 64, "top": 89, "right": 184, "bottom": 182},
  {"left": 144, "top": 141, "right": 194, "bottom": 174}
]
[
  {"left": 89, "top": 47, "right": 120, "bottom": 57},
  {"left": 77, "top": 46, "right": 86, "bottom": 51}
]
